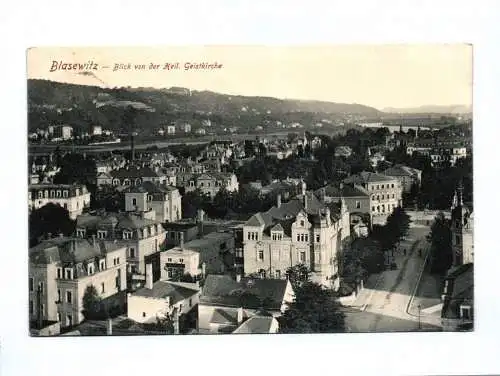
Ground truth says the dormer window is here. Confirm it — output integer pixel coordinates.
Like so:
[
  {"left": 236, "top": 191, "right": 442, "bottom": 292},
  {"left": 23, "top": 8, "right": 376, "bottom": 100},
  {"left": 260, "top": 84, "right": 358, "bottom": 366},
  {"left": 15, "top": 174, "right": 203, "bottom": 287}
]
[
  {"left": 148, "top": 195, "right": 153, "bottom": 202},
  {"left": 76, "top": 228, "right": 86, "bottom": 238},
  {"left": 300, "top": 220, "right": 305, "bottom": 227},
  {"left": 124, "top": 179, "right": 131, "bottom": 186},
  {"left": 56, "top": 190, "right": 62, "bottom": 198},
  {"left": 99, "top": 259, "right": 106, "bottom": 271},
  {"left": 38, "top": 191, "right": 43, "bottom": 199},
  {"left": 123, "top": 231, "right": 133, "bottom": 240},
  {"left": 88, "top": 263, "right": 94, "bottom": 275},
  {"left": 65, "top": 268, "right": 73, "bottom": 280},
  {"left": 50, "top": 190, "right": 55, "bottom": 198},
  {"left": 97, "top": 230, "right": 107, "bottom": 239},
  {"left": 112, "top": 179, "right": 120, "bottom": 186},
  {"left": 63, "top": 190, "right": 69, "bottom": 198}
]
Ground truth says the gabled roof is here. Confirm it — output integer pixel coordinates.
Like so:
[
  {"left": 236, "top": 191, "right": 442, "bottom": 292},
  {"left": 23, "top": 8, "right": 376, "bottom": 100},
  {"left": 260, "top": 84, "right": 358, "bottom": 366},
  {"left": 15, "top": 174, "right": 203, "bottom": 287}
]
[
  {"left": 201, "top": 275, "right": 290, "bottom": 311},
  {"left": 109, "top": 166, "right": 164, "bottom": 179},
  {"left": 124, "top": 181, "right": 178, "bottom": 194},
  {"left": 317, "top": 184, "right": 369, "bottom": 198},
  {"left": 29, "top": 237, "right": 125, "bottom": 265},
  {"left": 232, "top": 316, "right": 277, "bottom": 334},
  {"left": 76, "top": 212, "right": 162, "bottom": 230},
  {"left": 132, "top": 280, "right": 199, "bottom": 304},
  {"left": 343, "top": 171, "right": 396, "bottom": 185},
  {"left": 383, "top": 164, "right": 422, "bottom": 177}
]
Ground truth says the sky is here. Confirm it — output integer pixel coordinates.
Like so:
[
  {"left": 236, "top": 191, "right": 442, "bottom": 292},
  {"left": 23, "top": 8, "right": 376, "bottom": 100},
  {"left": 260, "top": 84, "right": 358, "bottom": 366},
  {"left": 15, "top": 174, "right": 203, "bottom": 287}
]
[{"left": 27, "top": 45, "right": 472, "bottom": 110}]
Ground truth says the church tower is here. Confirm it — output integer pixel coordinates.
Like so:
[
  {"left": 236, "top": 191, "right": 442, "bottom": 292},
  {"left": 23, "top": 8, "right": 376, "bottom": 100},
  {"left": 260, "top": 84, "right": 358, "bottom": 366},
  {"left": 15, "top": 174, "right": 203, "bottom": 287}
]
[{"left": 451, "top": 182, "right": 474, "bottom": 266}]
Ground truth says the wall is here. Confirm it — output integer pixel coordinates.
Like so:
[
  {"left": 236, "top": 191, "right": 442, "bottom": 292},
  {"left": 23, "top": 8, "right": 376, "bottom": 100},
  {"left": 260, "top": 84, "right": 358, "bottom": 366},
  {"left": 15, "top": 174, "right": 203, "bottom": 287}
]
[{"left": 127, "top": 295, "right": 170, "bottom": 323}]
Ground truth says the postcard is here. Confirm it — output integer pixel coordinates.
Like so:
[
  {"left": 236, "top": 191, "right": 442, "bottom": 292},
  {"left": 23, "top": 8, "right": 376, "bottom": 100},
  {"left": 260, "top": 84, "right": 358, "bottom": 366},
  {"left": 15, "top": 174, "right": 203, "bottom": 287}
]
[{"left": 26, "top": 45, "right": 473, "bottom": 336}]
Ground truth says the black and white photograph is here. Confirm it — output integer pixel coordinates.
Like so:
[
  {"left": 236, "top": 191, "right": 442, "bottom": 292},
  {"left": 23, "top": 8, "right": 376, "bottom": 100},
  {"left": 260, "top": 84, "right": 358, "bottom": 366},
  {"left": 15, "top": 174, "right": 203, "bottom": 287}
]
[{"left": 26, "top": 45, "right": 473, "bottom": 337}]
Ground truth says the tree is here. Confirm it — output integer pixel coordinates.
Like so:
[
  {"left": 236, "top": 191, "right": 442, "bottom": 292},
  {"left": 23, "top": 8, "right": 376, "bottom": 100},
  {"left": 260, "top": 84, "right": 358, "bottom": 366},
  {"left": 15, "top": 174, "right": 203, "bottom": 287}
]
[
  {"left": 279, "top": 282, "right": 345, "bottom": 333},
  {"left": 82, "top": 285, "right": 103, "bottom": 320},
  {"left": 92, "top": 185, "right": 125, "bottom": 212},
  {"left": 285, "top": 263, "right": 311, "bottom": 289},
  {"left": 386, "top": 206, "right": 411, "bottom": 243},
  {"left": 427, "top": 212, "right": 453, "bottom": 274},
  {"left": 29, "top": 203, "right": 76, "bottom": 246}
]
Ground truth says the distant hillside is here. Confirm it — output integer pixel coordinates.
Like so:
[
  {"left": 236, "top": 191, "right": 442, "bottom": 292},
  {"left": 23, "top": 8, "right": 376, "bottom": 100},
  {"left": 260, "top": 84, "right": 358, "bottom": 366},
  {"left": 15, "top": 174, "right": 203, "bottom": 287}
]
[
  {"left": 27, "top": 79, "right": 381, "bottom": 133},
  {"left": 382, "top": 105, "right": 472, "bottom": 114}
]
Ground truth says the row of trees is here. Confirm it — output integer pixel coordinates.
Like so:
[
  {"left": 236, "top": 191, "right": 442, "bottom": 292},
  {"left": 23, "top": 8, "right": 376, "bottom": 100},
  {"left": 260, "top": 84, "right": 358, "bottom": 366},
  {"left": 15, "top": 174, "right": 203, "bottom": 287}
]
[
  {"left": 371, "top": 207, "right": 411, "bottom": 252},
  {"left": 427, "top": 212, "right": 453, "bottom": 274}
]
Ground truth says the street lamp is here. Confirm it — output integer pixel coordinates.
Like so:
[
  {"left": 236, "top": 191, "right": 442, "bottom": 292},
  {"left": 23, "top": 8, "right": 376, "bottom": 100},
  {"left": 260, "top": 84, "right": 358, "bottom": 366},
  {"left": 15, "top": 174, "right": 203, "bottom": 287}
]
[{"left": 417, "top": 304, "right": 421, "bottom": 330}]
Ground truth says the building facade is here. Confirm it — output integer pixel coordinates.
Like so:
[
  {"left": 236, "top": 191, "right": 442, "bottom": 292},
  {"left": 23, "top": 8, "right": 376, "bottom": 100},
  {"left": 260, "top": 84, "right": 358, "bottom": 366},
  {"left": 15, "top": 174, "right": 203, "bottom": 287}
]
[
  {"left": 242, "top": 188, "right": 350, "bottom": 289},
  {"left": 124, "top": 181, "right": 182, "bottom": 223},
  {"left": 29, "top": 237, "right": 127, "bottom": 330},
  {"left": 75, "top": 212, "right": 167, "bottom": 278},
  {"left": 28, "top": 184, "right": 91, "bottom": 219}
]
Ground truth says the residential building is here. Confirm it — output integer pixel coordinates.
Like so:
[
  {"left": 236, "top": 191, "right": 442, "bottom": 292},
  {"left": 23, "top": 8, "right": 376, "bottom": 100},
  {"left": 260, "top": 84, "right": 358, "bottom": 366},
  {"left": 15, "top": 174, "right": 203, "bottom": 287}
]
[
  {"left": 382, "top": 164, "right": 422, "bottom": 192},
  {"left": 343, "top": 171, "right": 403, "bottom": 223},
  {"left": 163, "top": 222, "right": 200, "bottom": 249},
  {"left": 124, "top": 181, "right": 182, "bottom": 222},
  {"left": 52, "top": 125, "right": 73, "bottom": 140},
  {"left": 316, "top": 183, "right": 370, "bottom": 217},
  {"left": 160, "top": 231, "right": 236, "bottom": 279},
  {"left": 179, "top": 123, "right": 192, "bottom": 133},
  {"left": 75, "top": 212, "right": 166, "bottom": 279},
  {"left": 167, "top": 125, "right": 176, "bottom": 135},
  {"left": 127, "top": 263, "right": 199, "bottom": 325},
  {"left": 97, "top": 165, "right": 167, "bottom": 187},
  {"left": 441, "top": 263, "right": 474, "bottom": 331},
  {"left": 29, "top": 237, "right": 127, "bottom": 330},
  {"left": 243, "top": 184, "right": 350, "bottom": 289},
  {"left": 28, "top": 184, "right": 91, "bottom": 219},
  {"left": 91, "top": 125, "right": 103, "bottom": 136},
  {"left": 181, "top": 172, "right": 239, "bottom": 198},
  {"left": 198, "top": 274, "right": 294, "bottom": 334}
]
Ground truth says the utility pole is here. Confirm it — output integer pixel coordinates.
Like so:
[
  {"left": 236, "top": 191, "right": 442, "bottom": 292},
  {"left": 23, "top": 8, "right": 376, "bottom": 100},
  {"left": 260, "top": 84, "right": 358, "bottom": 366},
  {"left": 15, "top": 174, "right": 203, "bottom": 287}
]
[{"left": 418, "top": 304, "right": 421, "bottom": 330}]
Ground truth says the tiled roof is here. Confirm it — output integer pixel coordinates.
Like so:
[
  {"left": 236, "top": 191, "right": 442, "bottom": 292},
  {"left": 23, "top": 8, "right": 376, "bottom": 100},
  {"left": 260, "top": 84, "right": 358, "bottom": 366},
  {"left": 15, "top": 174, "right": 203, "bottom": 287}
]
[
  {"left": 201, "top": 275, "right": 289, "bottom": 310},
  {"left": 210, "top": 308, "right": 239, "bottom": 325},
  {"left": 343, "top": 171, "right": 396, "bottom": 185},
  {"left": 317, "top": 184, "right": 369, "bottom": 198},
  {"left": 233, "top": 316, "right": 277, "bottom": 334},
  {"left": 125, "top": 181, "right": 178, "bottom": 194},
  {"left": 442, "top": 263, "right": 474, "bottom": 319},
  {"left": 76, "top": 212, "right": 162, "bottom": 230},
  {"left": 383, "top": 164, "right": 421, "bottom": 177},
  {"left": 109, "top": 166, "right": 164, "bottom": 179},
  {"left": 29, "top": 237, "right": 124, "bottom": 265},
  {"left": 133, "top": 280, "right": 198, "bottom": 305}
]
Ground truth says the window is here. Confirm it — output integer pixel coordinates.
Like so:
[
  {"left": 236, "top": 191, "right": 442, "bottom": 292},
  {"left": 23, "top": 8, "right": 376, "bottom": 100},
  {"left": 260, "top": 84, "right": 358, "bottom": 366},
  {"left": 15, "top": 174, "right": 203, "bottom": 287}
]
[
  {"left": 57, "top": 268, "right": 62, "bottom": 279},
  {"left": 300, "top": 251, "right": 306, "bottom": 262},
  {"left": 179, "top": 258, "right": 184, "bottom": 263},
  {"left": 63, "top": 190, "right": 69, "bottom": 198},
  {"left": 189, "top": 298, "right": 192, "bottom": 307},
  {"left": 39, "top": 282, "right": 44, "bottom": 294},
  {"left": 316, "top": 234, "right": 320, "bottom": 243},
  {"left": 456, "top": 235, "right": 461, "bottom": 245},
  {"left": 372, "top": 206, "right": 376, "bottom": 212},
  {"left": 258, "top": 250, "right": 264, "bottom": 260},
  {"left": 116, "top": 257, "right": 120, "bottom": 264},
  {"left": 29, "top": 277, "right": 34, "bottom": 292},
  {"left": 276, "top": 270, "right": 281, "bottom": 279},
  {"left": 50, "top": 190, "right": 55, "bottom": 198},
  {"left": 148, "top": 195, "right": 153, "bottom": 202},
  {"left": 67, "top": 314, "right": 73, "bottom": 327},
  {"left": 64, "top": 203, "right": 68, "bottom": 210},
  {"left": 66, "top": 290, "right": 73, "bottom": 303},
  {"left": 123, "top": 231, "right": 132, "bottom": 240},
  {"left": 101, "top": 282, "right": 105, "bottom": 294},
  {"left": 391, "top": 183, "right": 394, "bottom": 188},
  {"left": 381, "top": 185, "right": 384, "bottom": 189},
  {"left": 356, "top": 201, "right": 361, "bottom": 209},
  {"left": 99, "top": 260, "right": 105, "bottom": 271},
  {"left": 88, "top": 264, "right": 94, "bottom": 275},
  {"left": 376, "top": 185, "right": 379, "bottom": 189},
  {"left": 29, "top": 300, "right": 33, "bottom": 314},
  {"left": 132, "top": 198, "right": 137, "bottom": 206},
  {"left": 142, "top": 312, "right": 146, "bottom": 318},
  {"left": 97, "top": 230, "right": 107, "bottom": 239},
  {"left": 296, "top": 234, "right": 300, "bottom": 242},
  {"left": 56, "top": 190, "right": 62, "bottom": 198},
  {"left": 38, "top": 191, "right": 43, "bottom": 199},
  {"left": 130, "top": 248, "right": 136, "bottom": 258},
  {"left": 300, "top": 220, "right": 305, "bottom": 226},
  {"left": 376, "top": 195, "right": 380, "bottom": 201},
  {"left": 65, "top": 268, "right": 73, "bottom": 279},
  {"left": 179, "top": 304, "right": 183, "bottom": 312},
  {"left": 460, "top": 305, "right": 472, "bottom": 320},
  {"left": 392, "top": 194, "right": 395, "bottom": 199},
  {"left": 115, "top": 274, "right": 120, "bottom": 289},
  {"left": 57, "top": 312, "right": 61, "bottom": 322}
]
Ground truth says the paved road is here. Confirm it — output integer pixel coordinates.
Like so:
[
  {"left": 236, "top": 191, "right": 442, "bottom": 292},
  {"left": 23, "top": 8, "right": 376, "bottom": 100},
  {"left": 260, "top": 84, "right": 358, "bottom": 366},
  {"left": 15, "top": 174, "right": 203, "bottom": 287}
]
[{"left": 344, "top": 224, "right": 442, "bottom": 333}]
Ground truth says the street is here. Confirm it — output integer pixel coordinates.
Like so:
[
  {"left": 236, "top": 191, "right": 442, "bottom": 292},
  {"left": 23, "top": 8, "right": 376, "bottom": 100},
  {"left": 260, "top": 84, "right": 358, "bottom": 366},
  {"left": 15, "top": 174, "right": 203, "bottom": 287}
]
[{"left": 344, "top": 223, "right": 443, "bottom": 333}]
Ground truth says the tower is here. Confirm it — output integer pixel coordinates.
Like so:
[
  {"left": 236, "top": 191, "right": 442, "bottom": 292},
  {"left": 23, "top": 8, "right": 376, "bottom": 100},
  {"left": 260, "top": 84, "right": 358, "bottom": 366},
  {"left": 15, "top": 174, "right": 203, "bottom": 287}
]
[{"left": 450, "top": 181, "right": 474, "bottom": 266}]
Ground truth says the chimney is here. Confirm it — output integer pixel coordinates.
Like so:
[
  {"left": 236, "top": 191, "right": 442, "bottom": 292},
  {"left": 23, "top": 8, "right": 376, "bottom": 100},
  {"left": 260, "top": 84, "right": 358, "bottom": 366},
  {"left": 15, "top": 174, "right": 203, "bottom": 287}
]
[
  {"left": 106, "top": 318, "right": 113, "bottom": 335},
  {"left": 180, "top": 232, "right": 185, "bottom": 250},
  {"left": 146, "top": 263, "right": 153, "bottom": 289},
  {"left": 277, "top": 194, "right": 282, "bottom": 208},
  {"left": 236, "top": 274, "right": 241, "bottom": 283},
  {"left": 201, "top": 262, "right": 207, "bottom": 278},
  {"left": 92, "top": 234, "right": 96, "bottom": 247},
  {"left": 173, "top": 312, "right": 180, "bottom": 335}
]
